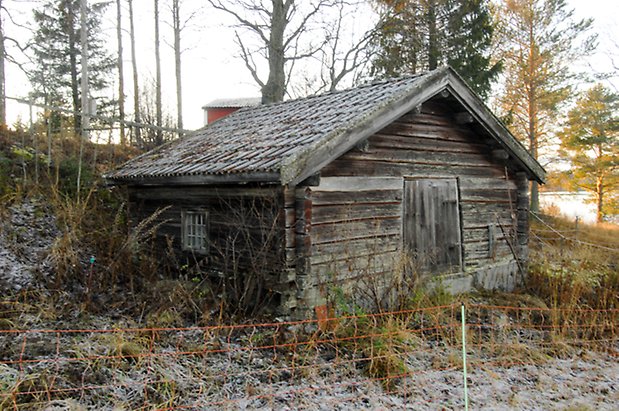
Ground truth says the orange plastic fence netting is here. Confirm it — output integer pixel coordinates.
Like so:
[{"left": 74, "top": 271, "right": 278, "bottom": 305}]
[{"left": 0, "top": 304, "right": 617, "bottom": 410}]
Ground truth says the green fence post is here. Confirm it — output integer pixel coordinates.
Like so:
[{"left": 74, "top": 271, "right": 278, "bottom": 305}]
[{"left": 461, "top": 302, "right": 469, "bottom": 411}]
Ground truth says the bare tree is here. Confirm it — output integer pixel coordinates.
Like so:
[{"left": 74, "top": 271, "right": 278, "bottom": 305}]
[
  {"left": 314, "top": 0, "right": 377, "bottom": 93},
  {"left": 172, "top": 0, "right": 183, "bottom": 135},
  {"left": 116, "top": 0, "right": 126, "bottom": 145},
  {"left": 0, "top": 0, "right": 6, "bottom": 127},
  {"left": 208, "top": 0, "right": 337, "bottom": 104},
  {"left": 0, "top": 1, "right": 33, "bottom": 128},
  {"left": 164, "top": 1, "right": 203, "bottom": 136},
  {"left": 128, "top": 0, "right": 141, "bottom": 146},
  {"left": 138, "top": 79, "right": 177, "bottom": 149},
  {"left": 154, "top": 0, "right": 163, "bottom": 145}
]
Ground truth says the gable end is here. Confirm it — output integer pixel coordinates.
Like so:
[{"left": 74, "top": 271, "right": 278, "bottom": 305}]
[{"left": 281, "top": 67, "right": 545, "bottom": 186}]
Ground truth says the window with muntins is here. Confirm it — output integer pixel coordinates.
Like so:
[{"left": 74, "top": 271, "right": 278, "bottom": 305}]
[{"left": 182, "top": 209, "right": 208, "bottom": 253}]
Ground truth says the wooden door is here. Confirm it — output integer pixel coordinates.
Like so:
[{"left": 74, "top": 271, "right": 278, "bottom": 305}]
[{"left": 403, "top": 178, "right": 462, "bottom": 273}]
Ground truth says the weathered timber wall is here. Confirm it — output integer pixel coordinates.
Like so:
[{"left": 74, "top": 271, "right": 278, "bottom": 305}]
[
  {"left": 305, "top": 101, "right": 524, "bottom": 307},
  {"left": 127, "top": 185, "right": 286, "bottom": 291}
]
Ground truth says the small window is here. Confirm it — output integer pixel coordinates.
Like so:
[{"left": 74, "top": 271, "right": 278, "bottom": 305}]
[{"left": 182, "top": 209, "right": 209, "bottom": 253}]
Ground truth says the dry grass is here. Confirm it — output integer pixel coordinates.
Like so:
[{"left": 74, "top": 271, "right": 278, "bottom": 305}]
[{"left": 528, "top": 214, "right": 619, "bottom": 312}]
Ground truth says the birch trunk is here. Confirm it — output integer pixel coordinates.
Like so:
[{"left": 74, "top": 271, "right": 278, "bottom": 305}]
[
  {"left": 154, "top": 0, "right": 163, "bottom": 145},
  {"left": 0, "top": 0, "right": 6, "bottom": 128},
  {"left": 172, "top": 0, "right": 183, "bottom": 136},
  {"left": 128, "top": 0, "right": 141, "bottom": 146},
  {"left": 116, "top": 0, "right": 126, "bottom": 145}
]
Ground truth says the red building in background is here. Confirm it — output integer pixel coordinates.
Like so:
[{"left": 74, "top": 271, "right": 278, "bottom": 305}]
[{"left": 201, "top": 97, "right": 261, "bottom": 125}]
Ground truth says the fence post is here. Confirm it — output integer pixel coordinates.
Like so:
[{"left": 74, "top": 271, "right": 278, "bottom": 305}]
[{"left": 461, "top": 302, "right": 469, "bottom": 411}]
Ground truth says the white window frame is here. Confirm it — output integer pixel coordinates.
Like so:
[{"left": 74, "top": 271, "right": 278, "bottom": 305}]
[{"left": 181, "top": 209, "right": 209, "bottom": 254}]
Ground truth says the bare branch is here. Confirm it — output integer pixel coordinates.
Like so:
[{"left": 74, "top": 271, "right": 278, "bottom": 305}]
[
  {"left": 235, "top": 30, "right": 264, "bottom": 88},
  {"left": 282, "top": 0, "right": 333, "bottom": 50},
  {"left": 207, "top": 0, "right": 270, "bottom": 44}
]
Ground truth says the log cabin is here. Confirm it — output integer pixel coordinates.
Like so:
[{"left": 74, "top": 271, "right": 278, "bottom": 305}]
[{"left": 106, "top": 67, "right": 545, "bottom": 318}]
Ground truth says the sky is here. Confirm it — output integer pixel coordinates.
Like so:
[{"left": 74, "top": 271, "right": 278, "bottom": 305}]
[{"left": 3, "top": 0, "right": 619, "bottom": 132}]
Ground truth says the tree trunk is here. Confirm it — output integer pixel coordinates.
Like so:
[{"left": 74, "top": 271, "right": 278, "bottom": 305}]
[
  {"left": 528, "top": 129, "right": 540, "bottom": 212},
  {"left": 172, "top": 0, "right": 183, "bottom": 136},
  {"left": 78, "top": 0, "right": 90, "bottom": 194},
  {"left": 116, "top": 0, "right": 126, "bottom": 145},
  {"left": 154, "top": 0, "right": 163, "bottom": 145},
  {"left": 527, "top": 24, "right": 539, "bottom": 213},
  {"left": 596, "top": 176, "right": 604, "bottom": 223},
  {"left": 427, "top": 0, "right": 438, "bottom": 70},
  {"left": 80, "top": 0, "right": 89, "bottom": 137},
  {"left": 128, "top": 0, "right": 141, "bottom": 146},
  {"left": 262, "top": 0, "right": 286, "bottom": 104},
  {"left": 67, "top": 6, "right": 81, "bottom": 133},
  {"left": 0, "top": 0, "right": 6, "bottom": 128}
]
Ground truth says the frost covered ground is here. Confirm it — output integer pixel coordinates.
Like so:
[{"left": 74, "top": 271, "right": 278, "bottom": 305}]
[
  {"left": 0, "top": 199, "right": 58, "bottom": 292},
  {"left": 0, "top": 318, "right": 617, "bottom": 410},
  {"left": 2, "top": 348, "right": 616, "bottom": 410},
  {"left": 0, "top": 200, "right": 617, "bottom": 410}
]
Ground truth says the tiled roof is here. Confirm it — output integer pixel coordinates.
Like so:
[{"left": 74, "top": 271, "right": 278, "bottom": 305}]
[
  {"left": 106, "top": 67, "right": 545, "bottom": 185},
  {"left": 107, "top": 72, "right": 431, "bottom": 181}
]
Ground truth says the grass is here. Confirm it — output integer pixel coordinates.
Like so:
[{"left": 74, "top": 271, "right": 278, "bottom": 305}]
[{"left": 528, "top": 213, "right": 619, "bottom": 312}]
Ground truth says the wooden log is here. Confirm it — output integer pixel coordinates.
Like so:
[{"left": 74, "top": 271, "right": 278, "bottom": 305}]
[
  {"left": 131, "top": 185, "right": 280, "bottom": 201},
  {"left": 310, "top": 240, "right": 399, "bottom": 265},
  {"left": 311, "top": 235, "right": 399, "bottom": 258},
  {"left": 321, "top": 159, "right": 505, "bottom": 179},
  {"left": 312, "top": 251, "right": 401, "bottom": 283},
  {"left": 295, "top": 187, "right": 312, "bottom": 277},
  {"left": 372, "top": 133, "right": 486, "bottom": 154},
  {"left": 375, "top": 122, "right": 476, "bottom": 143},
  {"left": 311, "top": 203, "right": 402, "bottom": 225},
  {"left": 342, "top": 148, "right": 493, "bottom": 167},
  {"left": 312, "top": 217, "right": 401, "bottom": 245},
  {"left": 311, "top": 189, "right": 402, "bottom": 205},
  {"left": 314, "top": 176, "right": 402, "bottom": 192}
]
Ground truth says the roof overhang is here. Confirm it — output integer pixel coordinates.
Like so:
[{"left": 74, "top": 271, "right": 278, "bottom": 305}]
[{"left": 106, "top": 172, "right": 280, "bottom": 187}]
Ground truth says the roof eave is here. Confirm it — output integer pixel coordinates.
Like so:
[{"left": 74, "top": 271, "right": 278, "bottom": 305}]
[
  {"left": 444, "top": 70, "right": 546, "bottom": 184},
  {"left": 105, "top": 171, "right": 281, "bottom": 187}
]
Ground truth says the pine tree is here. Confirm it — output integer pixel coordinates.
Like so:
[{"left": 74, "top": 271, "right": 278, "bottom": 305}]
[
  {"left": 444, "top": 0, "right": 501, "bottom": 98},
  {"left": 370, "top": 0, "right": 500, "bottom": 98},
  {"left": 30, "top": 0, "right": 115, "bottom": 134},
  {"left": 495, "top": 0, "right": 596, "bottom": 212},
  {"left": 371, "top": 0, "right": 424, "bottom": 78},
  {"left": 558, "top": 84, "right": 619, "bottom": 223}
]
